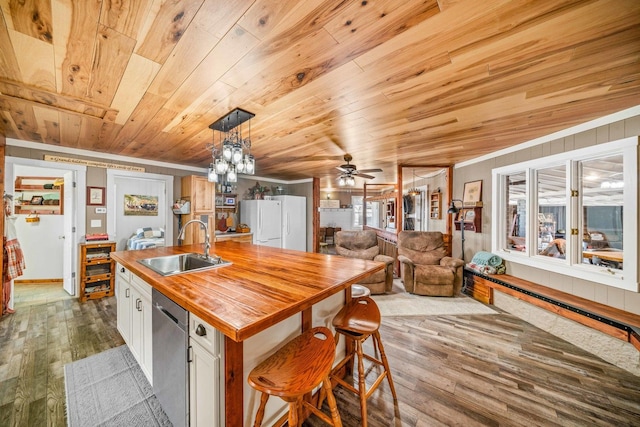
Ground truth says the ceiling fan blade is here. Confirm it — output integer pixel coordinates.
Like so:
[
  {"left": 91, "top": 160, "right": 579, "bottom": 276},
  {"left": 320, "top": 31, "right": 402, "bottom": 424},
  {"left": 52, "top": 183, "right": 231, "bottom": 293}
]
[
  {"left": 357, "top": 173, "right": 375, "bottom": 179},
  {"left": 357, "top": 168, "right": 383, "bottom": 173},
  {"left": 336, "top": 166, "right": 349, "bottom": 172}
]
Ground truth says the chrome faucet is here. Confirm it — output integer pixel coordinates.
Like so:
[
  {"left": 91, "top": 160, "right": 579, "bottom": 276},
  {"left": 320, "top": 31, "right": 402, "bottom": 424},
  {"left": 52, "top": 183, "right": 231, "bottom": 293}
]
[{"left": 178, "top": 219, "right": 211, "bottom": 259}]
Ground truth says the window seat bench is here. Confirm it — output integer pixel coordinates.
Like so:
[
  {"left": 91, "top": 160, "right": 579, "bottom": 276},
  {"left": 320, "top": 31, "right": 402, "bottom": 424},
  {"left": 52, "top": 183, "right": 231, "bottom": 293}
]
[{"left": 463, "top": 269, "right": 640, "bottom": 353}]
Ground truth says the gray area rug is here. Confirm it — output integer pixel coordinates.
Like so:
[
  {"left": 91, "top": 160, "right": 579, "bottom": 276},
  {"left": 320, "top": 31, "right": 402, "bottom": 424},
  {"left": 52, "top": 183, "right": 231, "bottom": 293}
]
[
  {"left": 372, "top": 280, "right": 498, "bottom": 317},
  {"left": 64, "top": 345, "right": 171, "bottom": 427}
]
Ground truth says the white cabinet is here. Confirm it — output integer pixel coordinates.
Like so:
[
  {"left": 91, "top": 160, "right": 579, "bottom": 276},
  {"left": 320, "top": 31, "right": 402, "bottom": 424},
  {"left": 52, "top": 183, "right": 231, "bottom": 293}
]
[
  {"left": 130, "top": 274, "right": 153, "bottom": 383},
  {"left": 116, "top": 264, "right": 153, "bottom": 384},
  {"left": 189, "top": 312, "right": 223, "bottom": 427},
  {"left": 116, "top": 263, "right": 131, "bottom": 344}
]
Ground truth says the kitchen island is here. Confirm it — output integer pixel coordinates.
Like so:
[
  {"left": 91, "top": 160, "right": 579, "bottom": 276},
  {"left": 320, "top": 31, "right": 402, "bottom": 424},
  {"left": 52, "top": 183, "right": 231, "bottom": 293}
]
[{"left": 111, "top": 241, "right": 383, "bottom": 426}]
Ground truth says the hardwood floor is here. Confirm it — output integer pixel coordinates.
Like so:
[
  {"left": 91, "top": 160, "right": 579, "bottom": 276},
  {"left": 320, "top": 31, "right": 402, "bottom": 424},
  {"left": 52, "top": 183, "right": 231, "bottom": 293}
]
[{"left": 1, "top": 284, "right": 639, "bottom": 426}]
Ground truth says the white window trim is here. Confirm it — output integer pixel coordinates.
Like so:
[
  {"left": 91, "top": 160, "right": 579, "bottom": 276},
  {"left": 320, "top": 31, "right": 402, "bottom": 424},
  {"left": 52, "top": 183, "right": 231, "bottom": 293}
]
[{"left": 491, "top": 137, "right": 638, "bottom": 292}]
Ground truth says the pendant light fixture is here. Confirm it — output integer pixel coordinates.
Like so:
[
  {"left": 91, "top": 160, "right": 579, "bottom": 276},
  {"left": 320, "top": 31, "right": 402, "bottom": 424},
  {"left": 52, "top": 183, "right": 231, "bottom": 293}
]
[
  {"left": 207, "top": 108, "right": 256, "bottom": 183},
  {"left": 407, "top": 169, "right": 420, "bottom": 196}
]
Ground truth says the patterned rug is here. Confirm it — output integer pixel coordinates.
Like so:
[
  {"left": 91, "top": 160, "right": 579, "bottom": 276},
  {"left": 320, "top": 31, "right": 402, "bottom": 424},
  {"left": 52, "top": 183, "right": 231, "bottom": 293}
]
[
  {"left": 372, "top": 280, "right": 498, "bottom": 317},
  {"left": 64, "top": 345, "right": 171, "bottom": 427}
]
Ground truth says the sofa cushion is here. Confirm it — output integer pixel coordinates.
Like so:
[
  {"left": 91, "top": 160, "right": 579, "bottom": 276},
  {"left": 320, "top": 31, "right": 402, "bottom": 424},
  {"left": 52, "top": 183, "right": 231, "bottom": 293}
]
[{"left": 398, "top": 231, "right": 447, "bottom": 265}]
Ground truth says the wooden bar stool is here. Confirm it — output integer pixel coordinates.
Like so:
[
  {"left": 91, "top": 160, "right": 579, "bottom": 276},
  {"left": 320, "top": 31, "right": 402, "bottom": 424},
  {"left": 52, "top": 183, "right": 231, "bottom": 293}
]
[
  {"left": 329, "top": 296, "right": 397, "bottom": 427},
  {"left": 248, "top": 326, "right": 342, "bottom": 427}
]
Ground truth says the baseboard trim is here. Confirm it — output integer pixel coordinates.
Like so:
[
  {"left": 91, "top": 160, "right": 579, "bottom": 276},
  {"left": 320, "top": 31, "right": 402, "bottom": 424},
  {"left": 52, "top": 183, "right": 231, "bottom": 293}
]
[{"left": 14, "top": 279, "right": 63, "bottom": 284}]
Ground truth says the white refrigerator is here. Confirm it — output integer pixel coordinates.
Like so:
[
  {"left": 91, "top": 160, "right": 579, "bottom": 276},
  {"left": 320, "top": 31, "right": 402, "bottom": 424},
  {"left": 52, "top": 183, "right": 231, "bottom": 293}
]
[
  {"left": 273, "top": 195, "right": 306, "bottom": 251},
  {"left": 240, "top": 200, "right": 282, "bottom": 247}
]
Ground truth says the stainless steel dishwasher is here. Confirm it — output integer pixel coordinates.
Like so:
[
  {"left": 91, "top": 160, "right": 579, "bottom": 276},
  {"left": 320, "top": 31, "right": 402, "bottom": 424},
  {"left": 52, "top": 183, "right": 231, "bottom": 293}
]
[{"left": 152, "top": 288, "right": 189, "bottom": 427}]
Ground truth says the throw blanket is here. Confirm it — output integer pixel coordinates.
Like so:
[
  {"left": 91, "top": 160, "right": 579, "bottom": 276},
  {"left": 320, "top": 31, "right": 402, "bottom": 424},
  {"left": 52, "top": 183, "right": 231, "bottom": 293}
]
[
  {"left": 127, "top": 227, "right": 165, "bottom": 250},
  {"left": 471, "top": 251, "right": 503, "bottom": 267},
  {"left": 468, "top": 251, "right": 506, "bottom": 275}
]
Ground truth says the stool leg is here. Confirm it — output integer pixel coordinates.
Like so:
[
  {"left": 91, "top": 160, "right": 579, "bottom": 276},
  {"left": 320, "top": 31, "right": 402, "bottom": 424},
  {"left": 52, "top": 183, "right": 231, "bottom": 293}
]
[
  {"left": 356, "top": 339, "right": 368, "bottom": 427},
  {"left": 254, "top": 393, "right": 270, "bottom": 427},
  {"left": 374, "top": 331, "right": 397, "bottom": 401},
  {"left": 322, "top": 376, "right": 343, "bottom": 427},
  {"left": 288, "top": 398, "right": 301, "bottom": 427}
]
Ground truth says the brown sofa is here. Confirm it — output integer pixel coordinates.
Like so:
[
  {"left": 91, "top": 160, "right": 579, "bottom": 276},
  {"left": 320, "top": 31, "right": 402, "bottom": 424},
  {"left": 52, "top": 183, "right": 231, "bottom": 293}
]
[
  {"left": 397, "top": 231, "right": 465, "bottom": 296},
  {"left": 334, "top": 230, "right": 395, "bottom": 294}
]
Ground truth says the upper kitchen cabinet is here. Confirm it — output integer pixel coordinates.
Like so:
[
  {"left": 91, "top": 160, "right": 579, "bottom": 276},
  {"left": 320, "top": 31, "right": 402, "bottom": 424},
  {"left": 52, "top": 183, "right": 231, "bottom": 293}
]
[
  {"left": 181, "top": 175, "right": 214, "bottom": 213},
  {"left": 14, "top": 176, "right": 64, "bottom": 215}
]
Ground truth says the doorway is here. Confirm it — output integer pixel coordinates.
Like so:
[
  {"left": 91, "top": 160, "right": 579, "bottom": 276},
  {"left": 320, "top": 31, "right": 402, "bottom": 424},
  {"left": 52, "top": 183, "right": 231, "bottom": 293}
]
[{"left": 5, "top": 157, "right": 86, "bottom": 301}]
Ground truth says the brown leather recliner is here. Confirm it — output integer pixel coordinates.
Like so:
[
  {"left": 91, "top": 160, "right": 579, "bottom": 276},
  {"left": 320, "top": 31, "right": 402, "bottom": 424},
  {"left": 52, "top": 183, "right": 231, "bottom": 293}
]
[
  {"left": 397, "top": 231, "right": 465, "bottom": 296},
  {"left": 334, "top": 230, "right": 395, "bottom": 294}
]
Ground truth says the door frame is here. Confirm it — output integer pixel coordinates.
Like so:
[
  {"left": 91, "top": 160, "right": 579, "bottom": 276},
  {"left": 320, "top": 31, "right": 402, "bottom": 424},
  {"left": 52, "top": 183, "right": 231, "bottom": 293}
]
[
  {"left": 106, "top": 169, "right": 174, "bottom": 250},
  {"left": 5, "top": 157, "right": 86, "bottom": 295}
]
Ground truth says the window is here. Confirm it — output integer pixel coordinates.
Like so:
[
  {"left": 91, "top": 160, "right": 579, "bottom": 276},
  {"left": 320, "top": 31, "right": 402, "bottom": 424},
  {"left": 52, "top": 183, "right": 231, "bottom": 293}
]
[{"left": 492, "top": 137, "right": 638, "bottom": 291}]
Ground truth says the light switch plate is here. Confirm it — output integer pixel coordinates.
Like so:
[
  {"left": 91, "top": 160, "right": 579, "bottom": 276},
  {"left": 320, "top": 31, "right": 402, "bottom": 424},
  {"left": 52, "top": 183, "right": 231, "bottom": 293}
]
[{"left": 95, "top": 207, "right": 106, "bottom": 214}]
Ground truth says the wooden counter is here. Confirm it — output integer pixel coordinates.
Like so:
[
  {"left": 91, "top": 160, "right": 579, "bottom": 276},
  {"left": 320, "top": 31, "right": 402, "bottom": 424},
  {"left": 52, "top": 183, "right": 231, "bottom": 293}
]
[{"left": 111, "top": 241, "right": 383, "bottom": 426}]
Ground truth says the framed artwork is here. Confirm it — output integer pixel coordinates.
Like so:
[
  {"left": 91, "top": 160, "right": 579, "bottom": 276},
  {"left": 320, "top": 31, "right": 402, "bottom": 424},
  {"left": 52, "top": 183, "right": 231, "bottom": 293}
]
[
  {"left": 87, "top": 187, "right": 105, "bottom": 206},
  {"left": 463, "top": 180, "right": 482, "bottom": 205},
  {"left": 224, "top": 195, "right": 236, "bottom": 206},
  {"left": 30, "top": 195, "right": 44, "bottom": 205},
  {"left": 124, "top": 194, "right": 158, "bottom": 216}
]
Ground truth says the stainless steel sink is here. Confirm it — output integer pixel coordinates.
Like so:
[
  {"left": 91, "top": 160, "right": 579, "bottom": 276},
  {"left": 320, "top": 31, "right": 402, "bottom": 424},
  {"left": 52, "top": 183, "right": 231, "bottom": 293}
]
[{"left": 138, "top": 253, "right": 231, "bottom": 276}]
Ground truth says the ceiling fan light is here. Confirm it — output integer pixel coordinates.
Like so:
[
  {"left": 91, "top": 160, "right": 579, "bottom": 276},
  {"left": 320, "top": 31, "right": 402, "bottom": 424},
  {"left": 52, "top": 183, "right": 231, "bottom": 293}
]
[
  {"left": 338, "top": 177, "right": 345, "bottom": 186},
  {"left": 346, "top": 176, "right": 355, "bottom": 186}
]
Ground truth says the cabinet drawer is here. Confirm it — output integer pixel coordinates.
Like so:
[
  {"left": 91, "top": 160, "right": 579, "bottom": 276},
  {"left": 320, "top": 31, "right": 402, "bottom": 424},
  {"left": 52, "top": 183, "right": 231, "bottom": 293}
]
[
  {"left": 189, "top": 313, "right": 220, "bottom": 356},
  {"left": 86, "top": 263, "right": 113, "bottom": 278},
  {"left": 116, "top": 263, "right": 131, "bottom": 282}
]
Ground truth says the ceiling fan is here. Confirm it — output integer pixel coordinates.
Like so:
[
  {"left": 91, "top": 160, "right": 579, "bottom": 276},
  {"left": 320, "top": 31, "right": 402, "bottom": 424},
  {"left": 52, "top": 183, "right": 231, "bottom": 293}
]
[{"left": 335, "top": 154, "right": 382, "bottom": 186}]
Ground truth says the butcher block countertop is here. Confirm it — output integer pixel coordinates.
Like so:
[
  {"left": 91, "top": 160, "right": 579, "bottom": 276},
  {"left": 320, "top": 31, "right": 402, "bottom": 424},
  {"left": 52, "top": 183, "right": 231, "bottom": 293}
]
[{"left": 111, "top": 242, "right": 383, "bottom": 342}]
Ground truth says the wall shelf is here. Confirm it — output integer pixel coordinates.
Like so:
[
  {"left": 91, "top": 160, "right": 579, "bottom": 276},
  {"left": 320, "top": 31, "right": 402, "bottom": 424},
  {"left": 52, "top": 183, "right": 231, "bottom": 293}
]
[
  {"left": 454, "top": 206, "right": 482, "bottom": 233},
  {"left": 14, "top": 176, "right": 64, "bottom": 215},
  {"left": 429, "top": 192, "right": 441, "bottom": 219}
]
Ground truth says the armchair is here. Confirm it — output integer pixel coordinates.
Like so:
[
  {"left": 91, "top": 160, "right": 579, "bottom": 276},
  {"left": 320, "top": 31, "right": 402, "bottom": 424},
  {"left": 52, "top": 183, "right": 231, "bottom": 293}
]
[
  {"left": 397, "top": 231, "right": 465, "bottom": 296},
  {"left": 334, "top": 230, "right": 394, "bottom": 294}
]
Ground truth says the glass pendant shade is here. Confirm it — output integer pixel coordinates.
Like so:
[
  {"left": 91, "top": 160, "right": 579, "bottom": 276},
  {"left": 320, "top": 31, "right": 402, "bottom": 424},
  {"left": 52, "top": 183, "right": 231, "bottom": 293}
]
[
  {"left": 232, "top": 143, "right": 243, "bottom": 164},
  {"left": 215, "top": 158, "right": 228, "bottom": 174},
  {"left": 207, "top": 164, "right": 218, "bottom": 182},
  {"left": 222, "top": 140, "right": 233, "bottom": 161},
  {"left": 226, "top": 164, "right": 237, "bottom": 182},
  {"left": 236, "top": 160, "right": 246, "bottom": 173},
  {"left": 245, "top": 154, "right": 255, "bottom": 174},
  {"left": 338, "top": 177, "right": 345, "bottom": 186}
]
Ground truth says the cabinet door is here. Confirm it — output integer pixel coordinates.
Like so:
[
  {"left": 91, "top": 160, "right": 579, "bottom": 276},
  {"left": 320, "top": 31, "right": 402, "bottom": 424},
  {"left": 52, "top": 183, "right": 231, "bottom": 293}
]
[
  {"left": 115, "top": 265, "right": 131, "bottom": 344},
  {"left": 130, "top": 276, "right": 153, "bottom": 384},
  {"left": 189, "top": 339, "right": 220, "bottom": 427},
  {"left": 193, "top": 176, "right": 214, "bottom": 212}
]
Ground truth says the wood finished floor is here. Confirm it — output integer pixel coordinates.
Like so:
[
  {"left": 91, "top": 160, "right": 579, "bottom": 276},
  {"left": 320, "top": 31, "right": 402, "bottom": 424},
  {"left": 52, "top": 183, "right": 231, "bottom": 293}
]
[{"left": 1, "top": 284, "right": 639, "bottom": 426}]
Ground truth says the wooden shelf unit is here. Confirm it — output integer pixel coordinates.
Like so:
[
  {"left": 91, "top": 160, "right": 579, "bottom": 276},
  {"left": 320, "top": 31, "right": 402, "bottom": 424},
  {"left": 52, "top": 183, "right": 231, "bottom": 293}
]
[
  {"left": 454, "top": 206, "right": 482, "bottom": 232},
  {"left": 79, "top": 241, "right": 115, "bottom": 302},
  {"left": 429, "top": 192, "right": 441, "bottom": 219},
  {"left": 14, "top": 176, "right": 64, "bottom": 215}
]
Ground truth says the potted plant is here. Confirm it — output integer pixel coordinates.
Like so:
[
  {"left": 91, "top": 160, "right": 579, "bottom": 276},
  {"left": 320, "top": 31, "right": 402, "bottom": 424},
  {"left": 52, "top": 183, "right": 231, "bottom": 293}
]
[{"left": 247, "top": 183, "right": 270, "bottom": 200}]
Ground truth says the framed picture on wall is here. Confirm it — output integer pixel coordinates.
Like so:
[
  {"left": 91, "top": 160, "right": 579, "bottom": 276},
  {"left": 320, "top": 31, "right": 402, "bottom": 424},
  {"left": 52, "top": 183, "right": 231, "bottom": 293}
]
[
  {"left": 462, "top": 180, "right": 482, "bottom": 206},
  {"left": 87, "top": 187, "right": 105, "bottom": 206}
]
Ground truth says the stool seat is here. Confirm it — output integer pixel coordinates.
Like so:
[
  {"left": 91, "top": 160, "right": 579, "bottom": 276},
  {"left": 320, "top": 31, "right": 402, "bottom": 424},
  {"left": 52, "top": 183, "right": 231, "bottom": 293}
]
[
  {"left": 328, "top": 297, "right": 397, "bottom": 427},
  {"left": 248, "top": 326, "right": 342, "bottom": 427}
]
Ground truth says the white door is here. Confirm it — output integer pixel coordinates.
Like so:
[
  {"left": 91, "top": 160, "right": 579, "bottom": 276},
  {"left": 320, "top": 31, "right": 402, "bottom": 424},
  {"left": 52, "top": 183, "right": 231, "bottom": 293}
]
[{"left": 63, "top": 171, "right": 75, "bottom": 294}]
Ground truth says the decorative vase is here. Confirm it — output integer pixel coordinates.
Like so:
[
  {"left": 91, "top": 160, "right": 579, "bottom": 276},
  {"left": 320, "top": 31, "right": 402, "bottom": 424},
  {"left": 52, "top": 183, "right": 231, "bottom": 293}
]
[{"left": 255, "top": 193, "right": 264, "bottom": 200}]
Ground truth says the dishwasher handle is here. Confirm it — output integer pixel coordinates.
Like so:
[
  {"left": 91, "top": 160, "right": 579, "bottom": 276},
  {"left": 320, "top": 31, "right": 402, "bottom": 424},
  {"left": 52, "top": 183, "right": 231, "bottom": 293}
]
[{"left": 154, "top": 302, "right": 179, "bottom": 325}]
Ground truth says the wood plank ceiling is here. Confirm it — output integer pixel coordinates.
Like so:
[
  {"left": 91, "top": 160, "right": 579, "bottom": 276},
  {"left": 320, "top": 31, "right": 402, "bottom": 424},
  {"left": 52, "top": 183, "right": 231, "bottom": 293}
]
[{"left": 0, "top": 0, "right": 638, "bottom": 189}]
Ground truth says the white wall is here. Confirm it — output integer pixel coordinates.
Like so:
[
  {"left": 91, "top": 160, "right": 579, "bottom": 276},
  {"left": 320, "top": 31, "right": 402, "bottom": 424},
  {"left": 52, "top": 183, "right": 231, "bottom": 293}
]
[{"left": 319, "top": 208, "right": 355, "bottom": 230}]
